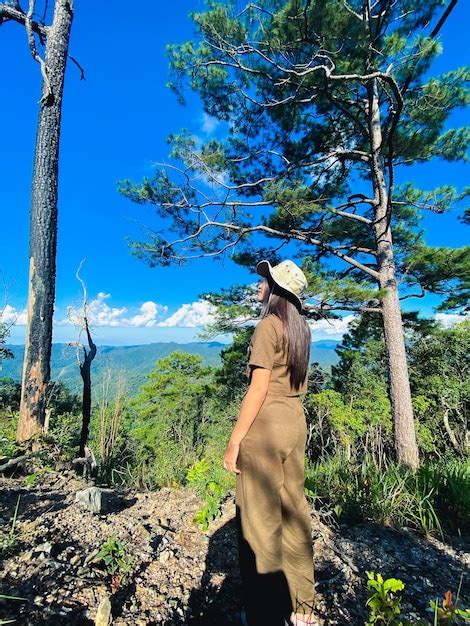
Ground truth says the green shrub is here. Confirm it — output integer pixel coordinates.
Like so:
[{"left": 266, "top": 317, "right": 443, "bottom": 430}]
[
  {"left": 186, "top": 457, "right": 230, "bottom": 531},
  {"left": 90, "top": 535, "right": 134, "bottom": 592},
  {"left": 364, "top": 570, "right": 470, "bottom": 625},
  {"left": 365, "top": 571, "right": 405, "bottom": 625},
  {"left": 0, "top": 415, "right": 19, "bottom": 459},
  {"left": 129, "top": 352, "right": 215, "bottom": 489}
]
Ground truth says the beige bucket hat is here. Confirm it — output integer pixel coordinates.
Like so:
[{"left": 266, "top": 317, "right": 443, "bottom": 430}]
[{"left": 256, "top": 259, "right": 308, "bottom": 312}]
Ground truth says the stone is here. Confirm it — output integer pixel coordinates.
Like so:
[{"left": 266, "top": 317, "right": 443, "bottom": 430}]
[
  {"left": 74, "top": 486, "right": 102, "bottom": 514},
  {"left": 159, "top": 549, "right": 172, "bottom": 563},
  {"left": 94, "top": 594, "right": 112, "bottom": 626}
]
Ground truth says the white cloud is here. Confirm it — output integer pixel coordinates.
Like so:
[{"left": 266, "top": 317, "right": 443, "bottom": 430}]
[
  {"left": 66, "top": 293, "right": 168, "bottom": 328},
  {"left": 0, "top": 304, "right": 27, "bottom": 325},
  {"left": 83, "top": 292, "right": 127, "bottom": 327},
  {"left": 308, "top": 314, "right": 357, "bottom": 339},
  {"left": 435, "top": 312, "right": 469, "bottom": 328},
  {"left": 202, "top": 112, "right": 220, "bottom": 134},
  {"left": 125, "top": 301, "right": 168, "bottom": 327},
  {"left": 158, "top": 300, "right": 218, "bottom": 328}
]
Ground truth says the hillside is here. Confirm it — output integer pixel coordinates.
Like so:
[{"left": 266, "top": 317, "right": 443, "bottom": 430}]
[{"left": 1, "top": 469, "right": 468, "bottom": 625}]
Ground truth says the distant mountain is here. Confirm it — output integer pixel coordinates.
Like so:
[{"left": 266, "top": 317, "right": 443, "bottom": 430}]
[
  {"left": 1, "top": 340, "right": 339, "bottom": 398},
  {"left": 310, "top": 340, "right": 340, "bottom": 369}
]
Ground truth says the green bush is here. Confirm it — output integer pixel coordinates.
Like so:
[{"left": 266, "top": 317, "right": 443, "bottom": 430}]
[
  {"left": 186, "top": 458, "right": 231, "bottom": 531},
  {"left": 90, "top": 534, "right": 134, "bottom": 592},
  {"left": 0, "top": 414, "right": 19, "bottom": 459},
  {"left": 365, "top": 571, "right": 405, "bottom": 625},
  {"left": 365, "top": 571, "right": 470, "bottom": 625}
]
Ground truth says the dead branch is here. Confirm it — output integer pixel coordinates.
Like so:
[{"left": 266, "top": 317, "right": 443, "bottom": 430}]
[
  {"left": 25, "top": 0, "right": 51, "bottom": 102},
  {"left": 0, "top": 3, "right": 48, "bottom": 37},
  {"left": 0, "top": 450, "right": 42, "bottom": 473}
]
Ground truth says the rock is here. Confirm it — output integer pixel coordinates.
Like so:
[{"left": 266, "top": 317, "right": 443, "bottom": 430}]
[
  {"left": 69, "top": 554, "right": 81, "bottom": 566},
  {"left": 159, "top": 549, "right": 172, "bottom": 563},
  {"left": 95, "top": 595, "right": 112, "bottom": 626},
  {"left": 75, "top": 486, "right": 102, "bottom": 514},
  {"left": 84, "top": 549, "right": 100, "bottom": 565},
  {"left": 33, "top": 541, "right": 52, "bottom": 555}
]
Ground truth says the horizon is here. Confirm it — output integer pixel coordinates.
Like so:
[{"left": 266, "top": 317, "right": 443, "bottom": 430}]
[{"left": 4, "top": 336, "right": 342, "bottom": 347}]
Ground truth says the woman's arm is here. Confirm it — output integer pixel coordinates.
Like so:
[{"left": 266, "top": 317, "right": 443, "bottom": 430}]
[{"left": 223, "top": 366, "right": 271, "bottom": 473}]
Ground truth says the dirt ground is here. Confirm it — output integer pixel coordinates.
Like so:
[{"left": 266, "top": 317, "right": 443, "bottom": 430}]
[{"left": 0, "top": 470, "right": 468, "bottom": 625}]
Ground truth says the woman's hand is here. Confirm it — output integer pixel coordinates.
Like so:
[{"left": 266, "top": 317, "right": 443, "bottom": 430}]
[{"left": 223, "top": 440, "right": 241, "bottom": 474}]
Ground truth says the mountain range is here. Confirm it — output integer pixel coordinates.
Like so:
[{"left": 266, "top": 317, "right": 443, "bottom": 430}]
[{"left": 1, "top": 340, "right": 340, "bottom": 398}]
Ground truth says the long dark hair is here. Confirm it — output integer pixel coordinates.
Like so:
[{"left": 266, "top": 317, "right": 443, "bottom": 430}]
[{"left": 260, "top": 279, "right": 311, "bottom": 391}]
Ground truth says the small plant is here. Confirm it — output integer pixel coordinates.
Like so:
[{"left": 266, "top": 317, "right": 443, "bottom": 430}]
[
  {"left": 24, "top": 473, "right": 38, "bottom": 487},
  {"left": 427, "top": 574, "right": 470, "bottom": 624},
  {"left": 193, "top": 480, "right": 225, "bottom": 531},
  {"left": 186, "top": 458, "right": 227, "bottom": 531},
  {"left": 365, "top": 571, "right": 405, "bottom": 625},
  {"left": 91, "top": 535, "right": 134, "bottom": 592},
  {"left": 0, "top": 495, "right": 21, "bottom": 558}
]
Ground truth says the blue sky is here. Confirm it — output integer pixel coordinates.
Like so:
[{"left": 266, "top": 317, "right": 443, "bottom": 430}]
[{"left": 0, "top": 1, "right": 468, "bottom": 345}]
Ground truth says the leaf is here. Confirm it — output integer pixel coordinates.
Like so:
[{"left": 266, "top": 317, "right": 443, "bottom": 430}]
[
  {"left": 383, "top": 579, "right": 405, "bottom": 593},
  {"left": 442, "top": 590, "right": 453, "bottom": 610}
]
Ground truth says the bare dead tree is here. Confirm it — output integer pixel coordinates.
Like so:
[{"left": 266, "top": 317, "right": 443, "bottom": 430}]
[{"left": 68, "top": 259, "right": 97, "bottom": 458}]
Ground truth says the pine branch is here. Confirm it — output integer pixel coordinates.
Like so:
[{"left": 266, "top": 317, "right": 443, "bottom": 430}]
[{"left": 154, "top": 219, "right": 380, "bottom": 279}]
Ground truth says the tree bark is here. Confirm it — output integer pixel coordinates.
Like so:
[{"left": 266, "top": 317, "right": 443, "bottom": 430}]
[
  {"left": 368, "top": 79, "right": 420, "bottom": 469},
  {"left": 17, "top": 0, "right": 74, "bottom": 447},
  {"left": 442, "top": 408, "right": 462, "bottom": 455}
]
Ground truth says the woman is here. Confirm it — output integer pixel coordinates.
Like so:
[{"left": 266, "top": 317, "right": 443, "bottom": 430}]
[{"left": 223, "top": 259, "right": 319, "bottom": 626}]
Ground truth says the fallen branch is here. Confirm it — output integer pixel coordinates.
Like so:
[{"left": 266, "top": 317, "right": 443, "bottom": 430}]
[{"left": 0, "top": 450, "right": 42, "bottom": 473}]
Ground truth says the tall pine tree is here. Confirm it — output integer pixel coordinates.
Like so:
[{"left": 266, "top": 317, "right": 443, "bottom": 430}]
[{"left": 120, "top": 0, "right": 468, "bottom": 468}]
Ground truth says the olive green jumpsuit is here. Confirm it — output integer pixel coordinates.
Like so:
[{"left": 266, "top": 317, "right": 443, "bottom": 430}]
[{"left": 236, "top": 313, "right": 315, "bottom": 625}]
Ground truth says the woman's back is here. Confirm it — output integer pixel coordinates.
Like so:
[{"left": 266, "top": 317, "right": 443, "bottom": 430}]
[{"left": 246, "top": 314, "right": 309, "bottom": 396}]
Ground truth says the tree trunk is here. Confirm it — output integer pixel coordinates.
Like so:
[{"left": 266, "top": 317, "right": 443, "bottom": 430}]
[
  {"left": 79, "top": 361, "right": 92, "bottom": 457},
  {"left": 78, "top": 323, "right": 97, "bottom": 457},
  {"left": 368, "top": 79, "right": 420, "bottom": 469},
  {"left": 17, "top": 0, "right": 74, "bottom": 447}
]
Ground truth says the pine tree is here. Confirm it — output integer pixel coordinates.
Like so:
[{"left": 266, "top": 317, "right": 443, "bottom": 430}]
[{"left": 120, "top": 1, "right": 468, "bottom": 468}]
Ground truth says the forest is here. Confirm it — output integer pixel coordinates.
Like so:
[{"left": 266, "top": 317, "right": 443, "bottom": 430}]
[{"left": 0, "top": 1, "right": 469, "bottom": 625}]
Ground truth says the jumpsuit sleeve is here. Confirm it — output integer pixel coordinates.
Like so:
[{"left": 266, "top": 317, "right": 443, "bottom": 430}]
[{"left": 247, "top": 316, "right": 280, "bottom": 371}]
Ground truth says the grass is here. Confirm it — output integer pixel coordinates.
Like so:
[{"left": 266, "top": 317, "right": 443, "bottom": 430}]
[{"left": 305, "top": 452, "right": 470, "bottom": 537}]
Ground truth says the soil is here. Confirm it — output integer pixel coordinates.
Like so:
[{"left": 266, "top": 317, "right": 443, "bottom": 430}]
[{"left": 0, "top": 469, "right": 468, "bottom": 625}]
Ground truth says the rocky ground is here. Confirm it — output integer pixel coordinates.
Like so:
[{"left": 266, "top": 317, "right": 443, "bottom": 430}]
[{"left": 0, "top": 469, "right": 469, "bottom": 625}]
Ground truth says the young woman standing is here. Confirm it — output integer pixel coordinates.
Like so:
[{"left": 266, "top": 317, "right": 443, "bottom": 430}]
[{"left": 223, "top": 259, "right": 320, "bottom": 626}]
